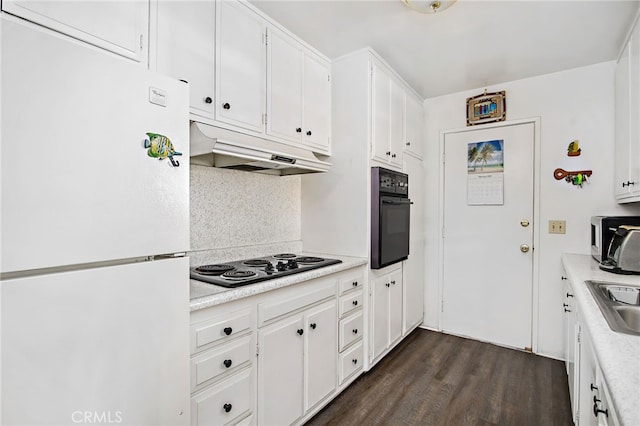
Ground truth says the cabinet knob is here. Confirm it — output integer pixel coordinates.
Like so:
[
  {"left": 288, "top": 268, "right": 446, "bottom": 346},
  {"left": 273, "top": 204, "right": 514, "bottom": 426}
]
[
  {"left": 352, "top": 328, "right": 358, "bottom": 334},
  {"left": 392, "top": 153, "right": 396, "bottom": 158},
  {"left": 567, "top": 293, "right": 574, "bottom": 298},
  {"left": 391, "top": 280, "right": 396, "bottom": 285},
  {"left": 223, "top": 327, "right": 232, "bottom": 336},
  {"left": 385, "top": 283, "right": 390, "bottom": 287},
  {"left": 386, "top": 151, "right": 391, "bottom": 156},
  {"left": 590, "top": 383, "right": 598, "bottom": 391},
  {"left": 406, "top": 141, "right": 411, "bottom": 146},
  {"left": 593, "top": 402, "right": 608, "bottom": 418},
  {"left": 352, "top": 358, "right": 358, "bottom": 364},
  {"left": 561, "top": 276, "right": 567, "bottom": 280},
  {"left": 352, "top": 300, "right": 358, "bottom": 306},
  {"left": 297, "top": 328, "right": 304, "bottom": 335},
  {"left": 564, "top": 308, "right": 571, "bottom": 313},
  {"left": 222, "top": 102, "right": 231, "bottom": 110},
  {"left": 310, "top": 323, "right": 317, "bottom": 330},
  {"left": 623, "top": 181, "right": 636, "bottom": 187},
  {"left": 296, "top": 128, "right": 302, "bottom": 133},
  {"left": 352, "top": 281, "right": 358, "bottom": 287},
  {"left": 204, "top": 96, "right": 212, "bottom": 104},
  {"left": 306, "top": 130, "right": 312, "bottom": 136},
  {"left": 223, "top": 403, "right": 232, "bottom": 413},
  {"left": 563, "top": 303, "right": 569, "bottom": 308},
  {"left": 223, "top": 359, "right": 232, "bottom": 368}
]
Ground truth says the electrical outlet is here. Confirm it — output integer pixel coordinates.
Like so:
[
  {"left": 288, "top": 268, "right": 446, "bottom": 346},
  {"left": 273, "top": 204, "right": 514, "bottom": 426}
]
[{"left": 549, "top": 220, "right": 566, "bottom": 234}]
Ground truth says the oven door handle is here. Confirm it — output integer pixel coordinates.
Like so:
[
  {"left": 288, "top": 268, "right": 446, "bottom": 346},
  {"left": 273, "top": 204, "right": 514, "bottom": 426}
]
[{"left": 382, "top": 199, "right": 413, "bottom": 205}]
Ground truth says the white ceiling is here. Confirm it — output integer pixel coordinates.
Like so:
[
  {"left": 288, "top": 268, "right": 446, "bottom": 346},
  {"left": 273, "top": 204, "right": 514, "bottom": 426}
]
[{"left": 250, "top": 0, "right": 640, "bottom": 99}]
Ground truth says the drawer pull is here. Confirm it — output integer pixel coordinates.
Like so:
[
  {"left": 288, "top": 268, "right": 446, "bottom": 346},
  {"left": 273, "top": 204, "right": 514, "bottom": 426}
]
[
  {"left": 352, "top": 281, "right": 358, "bottom": 287},
  {"left": 566, "top": 293, "right": 574, "bottom": 298},
  {"left": 352, "top": 358, "right": 358, "bottom": 365},
  {"left": 391, "top": 280, "right": 396, "bottom": 285},
  {"left": 297, "top": 329, "right": 304, "bottom": 336},
  {"left": 352, "top": 329, "right": 358, "bottom": 334},
  {"left": 223, "top": 403, "right": 232, "bottom": 413},
  {"left": 223, "top": 327, "right": 233, "bottom": 336},
  {"left": 223, "top": 359, "right": 232, "bottom": 368},
  {"left": 590, "top": 383, "right": 598, "bottom": 391},
  {"left": 352, "top": 300, "right": 358, "bottom": 306},
  {"left": 310, "top": 323, "right": 317, "bottom": 330},
  {"left": 563, "top": 303, "right": 569, "bottom": 308},
  {"left": 564, "top": 308, "right": 571, "bottom": 313}
]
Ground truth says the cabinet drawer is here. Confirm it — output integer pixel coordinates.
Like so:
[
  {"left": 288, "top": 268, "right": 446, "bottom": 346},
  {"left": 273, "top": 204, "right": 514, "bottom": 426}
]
[
  {"left": 339, "top": 311, "right": 363, "bottom": 351},
  {"left": 339, "top": 340, "right": 363, "bottom": 385},
  {"left": 191, "top": 335, "right": 253, "bottom": 392},
  {"left": 191, "top": 308, "right": 252, "bottom": 354},
  {"left": 339, "top": 291, "right": 363, "bottom": 317},
  {"left": 191, "top": 369, "right": 252, "bottom": 426},
  {"left": 338, "top": 272, "right": 364, "bottom": 295},
  {"left": 258, "top": 280, "right": 335, "bottom": 326}
]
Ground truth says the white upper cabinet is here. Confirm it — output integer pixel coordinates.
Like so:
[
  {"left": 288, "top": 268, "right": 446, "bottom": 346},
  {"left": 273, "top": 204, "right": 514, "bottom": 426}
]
[
  {"left": 2, "top": 0, "right": 148, "bottom": 64},
  {"left": 372, "top": 62, "right": 392, "bottom": 163},
  {"left": 615, "top": 15, "right": 640, "bottom": 202},
  {"left": 302, "top": 52, "right": 331, "bottom": 154},
  {"left": 266, "top": 28, "right": 331, "bottom": 154},
  {"left": 215, "top": 0, "right": 266, "bottom": 134},
  {"left": 404, "top": 92, "right": 424, "bottom": 159},
  {"left": 266, "top": 28, "right": 304, "bottom": 143},
  {"left": 371, "top": 58, "right": 417, "bottom": 169},
  {"left": 155, "top": 1, "right": 215, "bottom": 119}
]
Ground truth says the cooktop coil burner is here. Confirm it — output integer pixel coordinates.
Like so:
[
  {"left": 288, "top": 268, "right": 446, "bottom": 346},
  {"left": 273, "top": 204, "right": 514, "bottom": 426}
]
[
  {"left": 190, "top": 254, "right": 342, "bottom": 288},
  {"left": 273, "top": 253, "right": 297, "bottom": 259},
  {"left": 194, "top": 264, "right": 235, "bottom": 275},
  {"left": 243, "top": 259, "right": 271, "bottom": 267},
  {"left": 295, "top": 256, "right": 324, "bottom": 264},
  {"left": 222, "top": 270, "right": 257, "bottom": 280}
]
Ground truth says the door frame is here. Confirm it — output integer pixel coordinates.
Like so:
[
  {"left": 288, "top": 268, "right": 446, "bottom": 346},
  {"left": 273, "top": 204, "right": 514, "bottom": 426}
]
[{"left": 437, "top": 117, "right": 542, "bottom": 353}]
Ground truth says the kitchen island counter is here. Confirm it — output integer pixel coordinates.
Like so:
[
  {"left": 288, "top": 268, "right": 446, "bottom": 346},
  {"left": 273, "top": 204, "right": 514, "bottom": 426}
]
[
  {"left": 562, "top": 253, "right": 640, "bottom": 426},
  {"left": 190, "top": 253, "right": 368, "bottom": 311}
]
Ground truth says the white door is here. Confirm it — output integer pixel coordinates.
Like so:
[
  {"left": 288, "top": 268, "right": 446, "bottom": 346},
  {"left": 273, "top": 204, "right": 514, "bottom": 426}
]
[
  {"left": 215, "top": 0, "right": 265, "bottom": 134},
  {"left": 302, "top": 52, "right": 331, "bottom": 153},
  {"left": 388, "top": 268, "right": 404, "bottom": 344},
  {"left": 403, "top": 155, "right": 424, "bottom": 332},
  {"left": 258, "top": 314, "right": 304, "bottom": 426},
  {"left": 155, "top": 0, "right": 215, "bottom": 119},
  {"left": 389, "top": 79, "right": 404, "bottom": 167},
  {"left": 371, "top": 62, "right": 391, "bottom": 163},
  {"left": 1, "top": 257, "right": 190, "bottom": 425},
  {"left": 305, "top": 300, "right": 337, "bottom": 411},
  {"left": 266, "top": 27, "right": 303, "bottom": 143},
  {"left": 442, "top": 122, "right": 534, "bottom": 350},
  {"left": 371, "top": 274, "right": 390, "bottom": 361}
]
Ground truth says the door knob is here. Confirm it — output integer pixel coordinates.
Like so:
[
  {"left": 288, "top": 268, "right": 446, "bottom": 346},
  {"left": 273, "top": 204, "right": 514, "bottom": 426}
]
[
  {"left": 520, "top": 219, "right": 530, "bottom": 227},
  {"left": 520, "top": 244, "right": 530, "bottom": 253}
]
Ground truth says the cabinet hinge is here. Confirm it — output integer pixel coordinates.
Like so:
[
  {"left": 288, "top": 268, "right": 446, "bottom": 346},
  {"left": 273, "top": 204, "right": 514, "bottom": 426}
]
[
  {"left": 327, "top": 74, "right": 330, "bottom": 82},
  {"left": 139, "top": 34, "right": 143, "bottom": 50},
  {"left": 264, "top": 32, "right": 268, "bottom": 46},
  {"left": 262, "top": 113, "right": 267, "bottom": 125},
  {"left": 256, "top": 343, "right": 259, "bottom": 357},
  {"left": 577, "top": 330, "right": 581, "bottom": 344},
  {"left": 441, "top": 299, "right": 444, "bottom": 312},
  {"left": 442, "top": 226, "right": 445, "bottom": 239}
]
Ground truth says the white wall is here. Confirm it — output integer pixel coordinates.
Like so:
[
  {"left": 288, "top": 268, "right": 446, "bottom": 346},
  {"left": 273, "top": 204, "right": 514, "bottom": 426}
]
[
  {"left": 190, "top": 165, "right": 301, "bottom": 259},
  {"left": 423, "top": 62, "right": 640, "bottom": 358}
]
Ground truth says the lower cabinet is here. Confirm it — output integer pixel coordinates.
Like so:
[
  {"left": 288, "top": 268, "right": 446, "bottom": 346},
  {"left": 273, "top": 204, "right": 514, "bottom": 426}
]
[
  {"left": 371, "top": 264, "right": 403, "bottom": 364},
  {"left": 257, "top": 289, "right": 337, "bottom": 425},
  {"left": 562, "top": 272, "right": 579, "bottom": 422}
]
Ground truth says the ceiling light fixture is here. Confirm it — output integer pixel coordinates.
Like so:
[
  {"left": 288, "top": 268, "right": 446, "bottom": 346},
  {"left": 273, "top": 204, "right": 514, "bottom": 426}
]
[{"left": 402, "top": 0, "right": 457, "bottom": 14}]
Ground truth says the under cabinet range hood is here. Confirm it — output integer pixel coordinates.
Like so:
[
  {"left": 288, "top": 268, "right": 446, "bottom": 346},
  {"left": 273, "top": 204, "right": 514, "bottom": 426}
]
[{"left": 190, "top": 122, "right": 331, "bottom": 176}]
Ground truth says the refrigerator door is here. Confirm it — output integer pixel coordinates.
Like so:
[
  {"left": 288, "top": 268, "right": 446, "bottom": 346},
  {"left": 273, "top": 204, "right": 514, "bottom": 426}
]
[
  {"left": 0, "top": 16, "right": 189, "bottom": 273},
  {"left": 1, "top": 257, "right": 190, "bottom": 425}
]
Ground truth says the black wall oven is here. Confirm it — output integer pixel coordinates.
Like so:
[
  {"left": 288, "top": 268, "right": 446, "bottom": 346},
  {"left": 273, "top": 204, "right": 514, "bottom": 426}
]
[{"left": 371, "top": 167, "right": 412, "bottom": 269}]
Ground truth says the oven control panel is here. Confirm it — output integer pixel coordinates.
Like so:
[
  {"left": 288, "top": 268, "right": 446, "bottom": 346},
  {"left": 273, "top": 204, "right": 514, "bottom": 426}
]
[{"left": 377, "top": 168, "right": 409, "bottom": 196}]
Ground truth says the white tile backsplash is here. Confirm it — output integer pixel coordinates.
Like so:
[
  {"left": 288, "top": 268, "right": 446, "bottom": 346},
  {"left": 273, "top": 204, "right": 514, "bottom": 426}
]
[{"left": 190, "top": 165, "right": 302, "bottom": 261}]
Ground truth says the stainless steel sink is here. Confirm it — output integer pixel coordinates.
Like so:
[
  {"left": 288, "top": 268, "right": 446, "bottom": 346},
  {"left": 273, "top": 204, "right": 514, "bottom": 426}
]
[{"left": 586, "top": 281, "right": 640, "bottom": 336}]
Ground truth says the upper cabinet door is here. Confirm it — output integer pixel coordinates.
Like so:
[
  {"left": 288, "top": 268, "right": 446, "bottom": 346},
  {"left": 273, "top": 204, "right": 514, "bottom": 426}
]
[
  {"left": 155, "top": 0, "right": 215, "bottom": 119},
  {"left": 404, "top": 92, "right": 424, "bottom": 159},
  {"left": 371, "top": 62, "right": 391, "bottom": 163},
  {"left": 615, "top": 30, "right": 634, "bottom": 199},
  {"left": 302, "top": 53, "right": 332, "bottom": 154},
  {"left": 1, "top": 0, "right": 148, "bottom": 64},
  {"left": 389, "top": 78, "right": 405, "bottom": 167},
  {"left": 216, "top": 0, "right": 266, "bottom": 134},
  {"left": 266, "top": 28, "right": 303, "bottom": 143}
]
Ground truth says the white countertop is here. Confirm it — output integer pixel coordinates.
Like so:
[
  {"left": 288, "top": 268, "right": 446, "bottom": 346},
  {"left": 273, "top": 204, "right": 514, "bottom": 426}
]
[
  {"left": 561, "top": 254, "right": 640, "bottom": 425},
  {"left": 190, "top": 253, "right": 368, "bottom": 312}
]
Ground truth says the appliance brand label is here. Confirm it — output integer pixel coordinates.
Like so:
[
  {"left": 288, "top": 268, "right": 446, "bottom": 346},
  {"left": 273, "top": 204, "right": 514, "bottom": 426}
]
[{"left": 149, "top": 87, "right": 167, "bottom": 107}]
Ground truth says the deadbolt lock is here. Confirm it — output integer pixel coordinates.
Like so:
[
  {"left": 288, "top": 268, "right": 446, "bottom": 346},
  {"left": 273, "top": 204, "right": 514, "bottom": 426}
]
[
  {"left": 520, "top": 219, "right": 530, "bottom": 227},
  {"left": 520, "top": 244, "right": 530, "bottom": 253}
]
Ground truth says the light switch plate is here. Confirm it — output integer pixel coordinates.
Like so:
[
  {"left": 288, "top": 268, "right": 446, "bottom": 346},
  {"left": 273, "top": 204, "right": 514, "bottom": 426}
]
[{"left": 549, "top": 220, "right": 566, "bottom": 234}]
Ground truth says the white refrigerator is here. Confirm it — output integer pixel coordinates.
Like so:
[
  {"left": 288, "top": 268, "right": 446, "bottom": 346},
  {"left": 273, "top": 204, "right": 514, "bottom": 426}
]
[{"left": 1, "top": 15, "right": 190, "bottom": 425}]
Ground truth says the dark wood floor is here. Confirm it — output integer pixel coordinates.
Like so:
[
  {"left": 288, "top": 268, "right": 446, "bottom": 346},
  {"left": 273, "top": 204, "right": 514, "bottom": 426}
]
[{"left": 306, "top": 329, "right": 572, "bottom": 426}]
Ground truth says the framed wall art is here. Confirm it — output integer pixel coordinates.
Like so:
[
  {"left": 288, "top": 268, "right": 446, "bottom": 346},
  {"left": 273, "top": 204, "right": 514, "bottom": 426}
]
[{"left": 466, "top": 90, "right": 506, "bottom": 126}]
